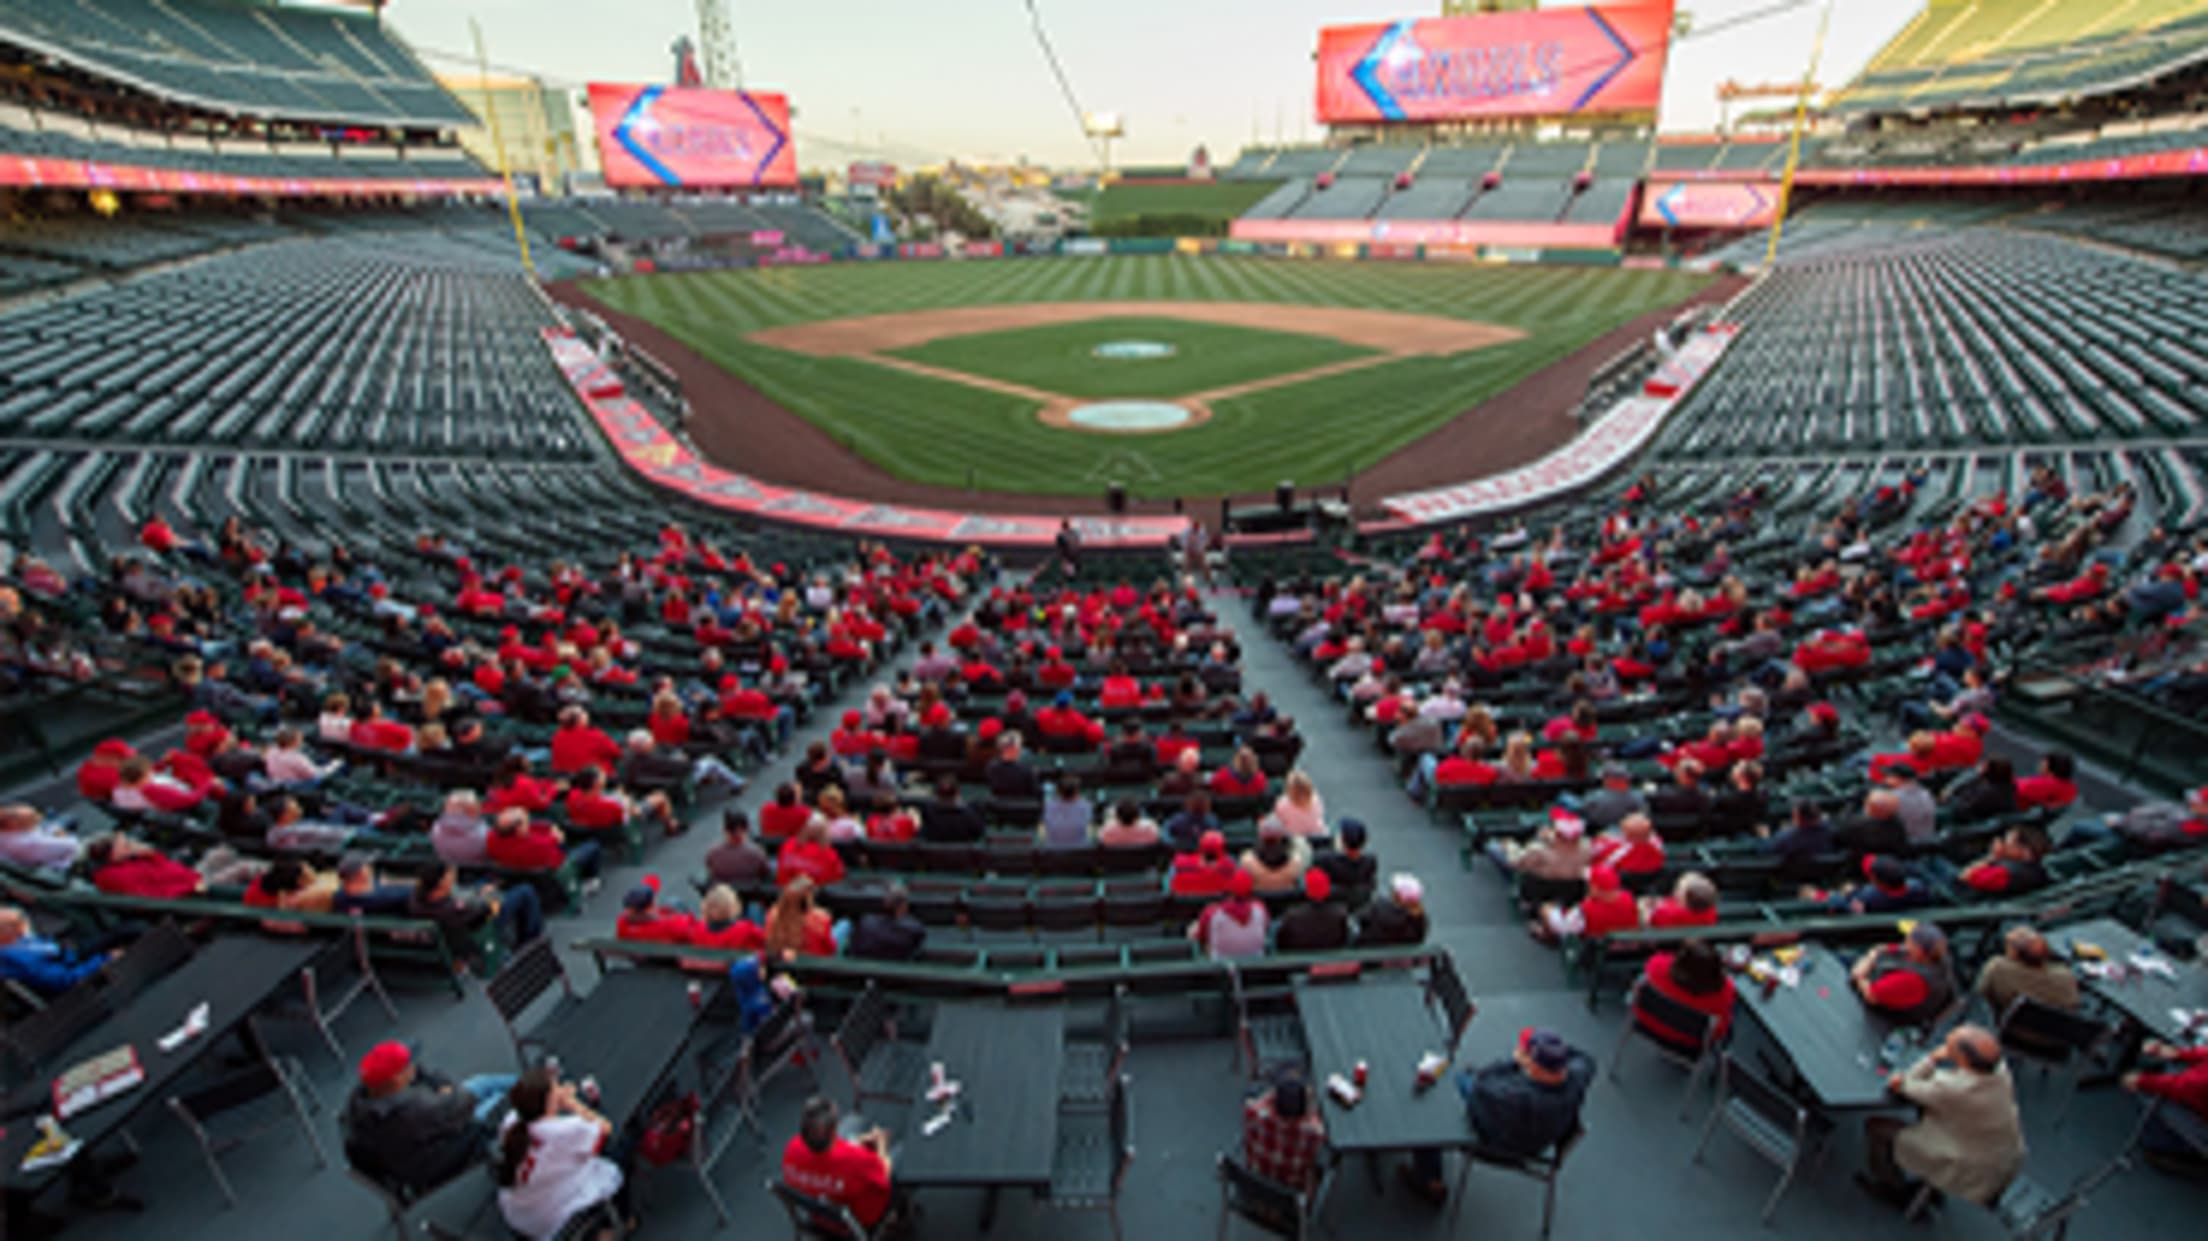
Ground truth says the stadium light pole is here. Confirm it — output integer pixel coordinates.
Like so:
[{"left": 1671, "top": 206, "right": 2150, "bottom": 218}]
[
  {"left": 471, "top": 17, "right": 536, "bottom": 280},
  {"left": 1762, "top": 0, "right": 1832, "bottom": 269}
]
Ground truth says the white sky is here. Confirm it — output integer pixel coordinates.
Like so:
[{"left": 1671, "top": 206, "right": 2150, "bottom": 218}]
[{"left": 379, "top": 0, "right": 1923, "bottom": 168}]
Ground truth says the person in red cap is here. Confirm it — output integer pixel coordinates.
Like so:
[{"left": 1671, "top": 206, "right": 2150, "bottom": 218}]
[
  {"left": 1188, "top": 869, "right": 1269, "bottom": 960},
  {"left": 829, "top": 710, "right": 880, "bottom": 758},
  {"left": 1273, "top": 867, "right": 1349, "bottom": 951},
  {"left": 1169, "top": 830, "right": 1240, "bottom": 896},
  {"left": 342, "top": 1040, "right": 515, "bottom": 1195},
  {"left": 547, "top": 706, "right": 619, "bottom": 776},
  {"left": 1535, "top": 863, "right": 1638, "bottom": 944}
]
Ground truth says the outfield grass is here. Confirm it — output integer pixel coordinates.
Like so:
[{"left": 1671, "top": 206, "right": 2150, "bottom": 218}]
[
  {"left": 1088, "top": 180, "right": 1282, "bottom": 224},
  {"left": 888, "top": 315, "right": 1374, "bottom": 400},
  {"left": 583, "top": 256, "right": 1713, "bottom": 498}
]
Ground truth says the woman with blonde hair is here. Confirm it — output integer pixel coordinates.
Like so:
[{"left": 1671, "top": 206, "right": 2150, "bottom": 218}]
[
  {"left": 763, "top": 876, "right": 837, "bottom": 960},
  {"left": 420, "top": 678, "right": 453, "bottom": 724},
  {"left": 1270, "top": 770, "right": 1328, "bottom": 838},
  {"left": 811, "top": 786, "right": 864, "bottom": 843},
  {"left": 1498, "top": 731, "right": 1537, "bottom": 782}
]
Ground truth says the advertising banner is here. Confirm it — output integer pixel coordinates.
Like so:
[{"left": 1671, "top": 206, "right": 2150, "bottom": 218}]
[
  {"left": 848, "top": 161, "right": 899, "bottom": 188},
  {"left": 1316, "top": 2, "right": 1673, "bottom": 124},
  {"left": 1229, "top": 217, "right": 1623, "bottom": 250},
  {"left": 1639, "top": 179, "right": 1776, "bottom": 228},
  {"left": 0, "top": 153, "right": 498, "bottom": 197},
  {"left": 586, "top": 84, "right": 797, "bottom": 189}
]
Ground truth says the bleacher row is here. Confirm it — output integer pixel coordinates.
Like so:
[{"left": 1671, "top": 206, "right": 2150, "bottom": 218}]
[
  {"left": 1665, "top": 225, "right": 2208, "bottom": 473},
  {"left": 519, "top": 199, "right": 860, "bottom": 253},
  {"left": 0, "top": 0, "right": 469, "bottom": 126},
  {"left": 1834, "top": 0, "right": 2208, "bottom": 115},
  {"left": 0, "top": 98, "right": 487, "bottom": 184}
]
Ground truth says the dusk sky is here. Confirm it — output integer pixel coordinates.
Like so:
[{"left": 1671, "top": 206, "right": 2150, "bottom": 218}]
[{"left": 379, "top": 0, "right": 1921, "bottom": 168}]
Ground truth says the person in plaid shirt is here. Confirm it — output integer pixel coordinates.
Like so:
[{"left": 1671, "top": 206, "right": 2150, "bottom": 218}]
[{"left": 1242, "top": 1074, "right": 1327, "bottom": 1191}]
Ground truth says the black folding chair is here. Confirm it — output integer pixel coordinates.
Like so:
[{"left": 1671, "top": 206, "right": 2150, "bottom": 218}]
[
  {"left": 1451, "top": 1122, "right": 1583, "bottom": 1237},
  {"left": 1061, "top": 985, "right": 1132, "bottom": 1108},
  {"left": 1228, "top": 964, "right": 1305, "bottom": 1078},
  {"left": 481, "top": 937, "right": 580, "bottom": 1067},
  {"left": 1994, "top": 995, "right": 2110, "bottom": 1126},
  {"left": 282, "top": 916, "right": 400, "bottom": 1064},
  {"left": 1608, "top": 975, "right": 1721, "bottom": 1119},
  {"left": 1047, "top": 1072, "right": 1135, "bottom": 1239},
  {"left": 1690, "top": 1053, "right": 1829, "bottom": 1225},
  {"left": 1425, "top": 950, "right": 1478, "bottom": 1060},
  {"left": 166, "top": 1053, "right": 329, "bottom": 1209},
  {"left": 830, "top": 981, "right": 924, "bottom": 1110},
  {"left": 768, "top": 1178, "right": 876, "bottom": 1239},
  {"left": 1215, "top": 1150, "right": 1328, "bottom": 1241},
  {"left": 341, "top": 1151, "right": 479, "bottom": 1241}
]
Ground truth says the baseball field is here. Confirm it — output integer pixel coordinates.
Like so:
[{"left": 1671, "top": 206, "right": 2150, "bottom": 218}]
[{"left": 580, "top": 256, "right": 1714, "bottom": 499}]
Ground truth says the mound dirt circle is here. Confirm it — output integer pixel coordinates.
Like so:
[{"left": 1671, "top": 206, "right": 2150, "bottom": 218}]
[{"left": 1043, "top": 400, "right": 1207, "bottom": 433}]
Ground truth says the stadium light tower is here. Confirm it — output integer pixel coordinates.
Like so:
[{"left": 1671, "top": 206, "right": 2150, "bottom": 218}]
[{"left": 696, "top": 0, "right": 742, "bottom": 89}]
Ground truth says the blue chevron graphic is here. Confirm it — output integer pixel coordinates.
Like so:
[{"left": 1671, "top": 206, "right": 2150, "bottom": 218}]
[
  {"left": 613, "top": 86, "right": 681, "bottom": 186},
  {"left": 1351, "top": 21, "right": 1415, "bottom": 121},
  {"left": 1570, "top": 7, "right": 1636, "bottom": 113},
  {"left": 737, "top": 91, "right": 788, "bottom": 185}
]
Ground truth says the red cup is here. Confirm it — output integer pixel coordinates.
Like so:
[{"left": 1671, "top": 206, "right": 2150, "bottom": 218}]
[{"left": 1353, "top": 1060, "right": 1368, "bottom": 1087}]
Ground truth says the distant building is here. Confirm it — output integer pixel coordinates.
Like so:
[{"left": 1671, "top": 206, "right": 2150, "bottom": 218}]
[{"left": 435, "top": 72, "right": 586, "bottom": 191}]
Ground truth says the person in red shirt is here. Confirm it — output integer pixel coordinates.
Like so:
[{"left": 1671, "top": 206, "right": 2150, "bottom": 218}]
[
  {"left": 485, "top": 758, "right": 562, "bottom": 816},
  {"left": 347, "top": 701, "right": 416, "bottom": 754},
  {"left": 864, "top": 791, "right": 918, "bottom": 842},
  {"left": 1633, "top": 940, "right": 1737, "bottom": 1051},
  {"left": 1208, "top": 748, "right": 1269, "bottom": 798},
  {"left": 1035, "top": 692, "right": 1104, "bottom": 749},
  {"left": 86, "top": 834, "right": 205, "bottom": 899},
  {"left": 139, "top": 514, "right": 180, "bottom": 554},
  {"left": 1169, "top": 830, "right": 1240, "bottom": 896},
  {"left": 1850, "top": 923, "right": 1956, "bottom": 1026},
  {"left": 615, "top": 875, "right": 702, "bottom": 944},
  {"left": 1097, "top": 664, "right": 1143, "bottom": 709},
  {"left": 775, "top": 821, "right": 848, "bottom": 889},
  {"left": 1590, "top": 813, "right": 1665, "bottom": 878},
  {"left": 564, "top": 766, "right": 680, "bottom": 838},
  {"left": 484, "top": 808, "right": 603, "bottom": 881},
  {"left": 646, "top": 692, "right": 692, "bottom": 749},
  {"left": 829, "top": 710, "right": 880, "bottom": 758},
  {"left": 2124, "top": 1040, "right": 2208, "bottom": 1172},
  {"left": 76, "top": 738, "right": 138, "bottom": 802},
  {"left": 781, "top": 1095, "right": 895, "bottom": 1230},
  {"left": 1644, "top": 871, "right": 1719, "bottom": 929},
  {"left": 2013, "top": 752, "right": 2078, "bottom": 810},
  {"left": 1926, "top": 714, "right": 1988, "bottom": 770},
  {"left": 548, "top": 707, "right": 621, "bottom": 776},
  {"left": 1434, "top": 736, "right": 1501, "bottom": 787},
  {"left": 1537, "top": 864, "right": 1639, "bottom": 943},
  {"left": 759, "top": 783, "right": 814, "bottom": 840}
]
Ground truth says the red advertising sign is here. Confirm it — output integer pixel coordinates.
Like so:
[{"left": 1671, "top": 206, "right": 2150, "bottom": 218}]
[
  {"left": 587, "top": 84, "right": 797, "bottom": 189},
  {"left": 0, "top": 152, "right": 499, "bottom": 197},
  {"left": 1639, "top": 179, "right": 1775, "bottom": 228},
  {"left": 1316, "top": 2, "right": 1673, "bottom": 124},
  {"left": 848, "top": 161, "right": 898, "bottom": 188}
]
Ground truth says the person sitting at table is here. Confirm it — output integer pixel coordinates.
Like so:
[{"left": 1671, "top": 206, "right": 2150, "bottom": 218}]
[
  {"left": 1189, "top": 869, "right": 1270, "bottom": 960},
  {"left": 1858, "top": 1025, "right": 2024, "bottom": 1210},
  {"left": 1272, "top": 868, "right": 1349, "bottom": 952},
  {"left": 343, "top": 1040, "right": 514, "bottom": 1197},
  {"left": 1973, "top": 926, "right": 2080, "bottom": 1018},
  {"left": 1851, "top": 922, "right": 1957, "bottom": 1027},
  {"left": 849, "top": 883, "right": 928, "bottom": 962},
  {"left": 1239, "top": 817, "right": 1310, "bottom": 894},
  {"left": 1096, "top": 798, "right": 1161, "bottom": 848},
  {"left": 1400, "top": 1028, "right": 1594, "bottom": 1206},
  {"left": 1241, "top": 1069, "right": 1327, "bottom": 1193},
  {"left": 1356, "top": 872, "right": 1429, "bottom": 947},
  {"left": 781, "top": 1094, "right": 895, "bottom": 1233},
  {"left": 764, "top": 875, "right": 839, "bottom": 960},
  {"left": 496, "top": 1065, "right": 633, "bottom": 1240},
  {"left": 1809, "top": 855, "right": 1931, "bottom": 916},
  {"left": 2122, "top": 1039, "right": 2208, "bottom": 1175},
  {"left": 0, "top": 905, "right": 119, "bottom": 997},
  {"left": 1534, "top": 863, "right": 1638, "bottom": 945},
  {"left": 1169, "top": 829, "right": 1240, "bottom": 896},
  {"left": 1631, "top": 939, "right": 1737, "bottom": 1052},
  {"left": 705, "top": 809, "right": 770, "bottom": 886},
  {"left": 615, "top": 875, "right": 702, "bottom": 945},
  {"left": 1312, "top": 817, "right": 1376, "bottom": 907},
  {"left": 1038, "top": 773, "right": 1093, "bottom": 848}
]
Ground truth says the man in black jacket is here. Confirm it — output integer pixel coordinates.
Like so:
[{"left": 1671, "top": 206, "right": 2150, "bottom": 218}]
[
  {"left": 849, "top": 885, "right": 928, "bottom": 961},
  {"left": 1273, "top": 868, "right": 1350, "bottom": 951},
  {"left": 341, "top": 1041, "right": 513, "bottom": 1195},
  {"left": 918, "top": 776, "right": 986, "bottom": 843},
  {"left": 1835, "top": 789, "right": 1909, "bottom": 856},
  {"left": 1401, "top": 1028, "right": 1593, "bottom": 1204},
  {"left": 984, "top": 735, "right": 1040, "bottom": 800}
]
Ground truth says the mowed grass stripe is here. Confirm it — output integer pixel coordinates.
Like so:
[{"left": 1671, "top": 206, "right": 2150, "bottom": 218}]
[{"left": 582, "top": 258, "right": 1711, "bottom": 497}]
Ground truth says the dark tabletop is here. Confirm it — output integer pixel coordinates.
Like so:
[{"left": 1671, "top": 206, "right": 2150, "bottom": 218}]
[
  {"left": 1, "top": 935, "right": 322, "bottom": 1193},
  {"left": 895, "top": 1000, "right": 1065, "bottom": 1188},
  {"left": 1739, "top": 947, "right": 1921, "bottom": 1112},
  {"left": 1296, "top": 974, "right": 1472, "bottom": 1153},
  {"left": 539, "top": 969, "right": 707, "bottom": 1130},
  {"left": 2051, "top": 918, "right": 2208, "bottom": 1044}
]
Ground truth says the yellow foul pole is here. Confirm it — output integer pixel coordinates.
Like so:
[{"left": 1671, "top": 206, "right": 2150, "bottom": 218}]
[
  {"left": 1763, "top": 0, "right": 1833, "bottom": 269},
  {"left": 471, "top": 17, "right": 535, "bottom": 279}
]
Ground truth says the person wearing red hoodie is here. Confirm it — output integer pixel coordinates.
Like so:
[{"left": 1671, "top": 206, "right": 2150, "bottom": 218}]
[
  {"left": 548, "top": 706, "right": 621, "bottom": 776},
  {"left": 1590, "top": 813, "right": 1666, "bottom": 879},
  {"left": 484, "top": 808, "right": 602, "bottom": 881},
  {"left": 829, "top": 710, "right": 881, "bottom": 759},
  {"left": 77, "top": 739, "right": 138, "bottom": 802},
  {"left": 758, "top": 783, "right": 814, "bottom": 840},
  {"left": 1035, "top": 691, "right": 1103, "bottom": 748},
  {"left": 1169, "top": 830, "right": 1240, "bottom": 896},
  {"left": 2013, "top": 752, "right": 2078, "bottom": 810},
  {"left": 86, "top": 834, "right": 206, "bottom": 899},
  {"left": 1538, "top": 864, "right": 1639, "bottom": 943},
  {"left": 614, "top": 875, "right": 703, "bottom": 944},
  {"left": 776, "top": 821, "right": 848, "bottom": 889},
  {"left": 485, "top": 758, "right": 562, "bottom": 816},
  {"left": 2124, "top": 1040, "right": 2208, "bottom": 1172}
]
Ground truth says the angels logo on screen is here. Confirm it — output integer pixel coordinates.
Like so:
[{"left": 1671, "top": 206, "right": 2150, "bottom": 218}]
[{"left": 588, "top": 84, "right": 795, "bottom": 189}]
